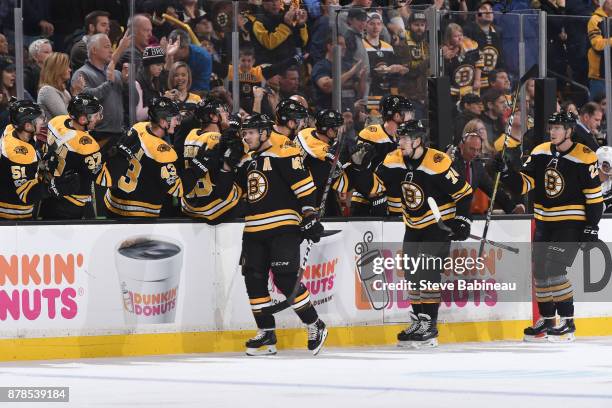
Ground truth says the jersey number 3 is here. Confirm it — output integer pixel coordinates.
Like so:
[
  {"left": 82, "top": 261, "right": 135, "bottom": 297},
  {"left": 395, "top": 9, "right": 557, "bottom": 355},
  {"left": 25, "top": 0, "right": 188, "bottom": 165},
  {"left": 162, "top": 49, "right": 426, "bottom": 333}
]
[{"left": 118, "top": 158, "right": 142, "bottom": 193}]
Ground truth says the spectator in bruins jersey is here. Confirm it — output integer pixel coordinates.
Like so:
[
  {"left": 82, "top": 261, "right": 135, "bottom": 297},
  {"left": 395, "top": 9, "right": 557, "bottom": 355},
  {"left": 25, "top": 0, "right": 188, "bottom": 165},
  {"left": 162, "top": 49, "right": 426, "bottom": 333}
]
[
  {"left": 181, "top": 99, "right": 244, "bottom": 223},
  {"left": 363, "top": 12, "right": 408, "bottom": 113},
  {"left": 442, "top": 23, "right": 483, "bottom": 102},
  {"left": 496, "top": 111, "right": 603, "bottom": 342},
  {"left": 463, "top": 1, "right": 504, "bottom": 90},
  {"left": 394, "top": 11, "right": 429, "bottom": 119},
  {"left": 214, "top": 48, "right": 306, "bottom": 114},
  {"left": 243, "top": 0, "right": 309, "bottom": 65},
  {"left": 0, "top": 100, "right": 79, "bottom": 220},
  {"left": 295, "top": 109, "right": 385, "bottom": 217},
  {"left": 587, "top": 1, "right": 612, "bottom": 99},
  {"left": 104, "top": 97, "right": 211, "bottom": 218},
  {"left": 374, "top": 120, "right": 473, "bottom": 348},
  {"left": 40, "top": 94, "right": 112, "bottom": 220},
  {"left": 270, "top": 98, "right": 309, "bottom": 141},
  {"left": 352, "top": 95, "right": 414, "bottom": 216},
  {"left": 236, "top": 113, "right": 328, "bottom": 356}
]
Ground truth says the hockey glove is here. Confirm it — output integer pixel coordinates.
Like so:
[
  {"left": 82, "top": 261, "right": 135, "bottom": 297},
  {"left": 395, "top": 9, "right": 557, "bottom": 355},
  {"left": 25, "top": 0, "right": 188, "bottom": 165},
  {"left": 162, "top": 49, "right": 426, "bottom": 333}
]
[
  {"left": 300, "top": 211, "right": 324, "bottom": 243},
  {"left": 582, "top": 225, "right": 599, "bottom": 242},
  {"left": 191, "top": 146, "right": 220, "bottom": 178},
  {"left": 48, "top": 173, "right": 80, "bottom": 198},
  {"left": 112, "top": 130, "right": 140, "bottom": 161},
  {"left": 447, "top": 215, "right": 471, "bottom": 241},
  {"left": 42, "top": 150, "right": 60, "bottom": 175},
  {"left": 371, "top": 195, "right": 388, "bottom": 217},
  {"left": 492, "top": 154, "right": 509, "bottom": 175},
  {"left": 350, "top": 143, "right": 375, "bottom": 170},
  {"left": 219, "top": 129, "right": 244, "bottom": 169}
]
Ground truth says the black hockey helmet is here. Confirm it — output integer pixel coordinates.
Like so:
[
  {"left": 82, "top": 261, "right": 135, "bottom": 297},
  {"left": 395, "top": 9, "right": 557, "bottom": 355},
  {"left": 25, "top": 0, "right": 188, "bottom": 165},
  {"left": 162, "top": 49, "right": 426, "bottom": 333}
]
[
  {"left": 68, "top": 93, "right": 103, "bottom": 120},
  {"left": 315, "top": 109, "right": 344, "bottom": 133},
  {"left": 242, "top": 113, "right": 274, "bottom": 131},
  {"left": 276, "top": 98, "right": 308, "bottom": 125},
  {"left": 397, "top": 119, "right": 427, "bottom": 140},
  {"left": 8, "top": 99, "right": 44, "bottom": 130},
  {"left": 194, "top": 98, "right": 227, "bottom": 124},
  {"left": 548, "top": 110, "right": 577, "bottom": 128},
  {"left": 379, "top": 95, "right": 414, "bottom": 121},
  {"left": 149, "top": 96, "right": 181, "bottom": 124}
]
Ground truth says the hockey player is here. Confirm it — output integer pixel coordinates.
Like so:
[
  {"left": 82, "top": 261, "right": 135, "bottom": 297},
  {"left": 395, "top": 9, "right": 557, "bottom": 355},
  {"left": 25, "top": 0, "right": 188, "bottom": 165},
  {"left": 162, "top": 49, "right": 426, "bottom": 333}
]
[
  {"left": 496, "top": 111, "right": 603, "bottom": 341},
  {"left": 104, "top": 97, "right": 211, "bottom": 218},
  {"left": 375, "top": 120, "right": 473, "bottom": 347},
  {"left": 0, "top": 99, "right": 80, "bottom": 219},
  {"left": 596, "top": 146, "right": 612, "bottom": 213},
  {"left": 271, "top": 98, "right": 309, "bottom": 141},
  {"left": 40, "top": 94, "right": 111, "bottom": 219},
  {"left": 296, "top": 109, "right": 385, "bottom": 216},
  {"left": 237, "top": 113, "right": 327, "bottom": 356},
  {"left": 181, "top": 99, "right": 244, "bottom": 222},
  {"left": 352, "top": 95, "right": 414, "bottom": 215}
]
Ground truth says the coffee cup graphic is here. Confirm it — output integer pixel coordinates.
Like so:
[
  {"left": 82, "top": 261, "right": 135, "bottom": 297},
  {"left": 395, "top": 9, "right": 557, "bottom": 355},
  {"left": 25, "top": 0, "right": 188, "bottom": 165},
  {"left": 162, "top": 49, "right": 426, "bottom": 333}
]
[{"left": 115, "top": 236, "right": 183, "bottom": 324}]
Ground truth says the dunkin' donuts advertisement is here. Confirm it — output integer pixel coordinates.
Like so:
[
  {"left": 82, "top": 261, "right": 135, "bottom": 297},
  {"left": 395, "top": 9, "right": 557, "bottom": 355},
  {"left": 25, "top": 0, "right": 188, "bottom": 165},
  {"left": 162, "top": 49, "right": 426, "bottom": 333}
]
[
  {"left": 116, "top": 236, "right": 183, "bottom": 324},
  {"left": 0, "top": 224, "right": 217, "bottom": 337}
]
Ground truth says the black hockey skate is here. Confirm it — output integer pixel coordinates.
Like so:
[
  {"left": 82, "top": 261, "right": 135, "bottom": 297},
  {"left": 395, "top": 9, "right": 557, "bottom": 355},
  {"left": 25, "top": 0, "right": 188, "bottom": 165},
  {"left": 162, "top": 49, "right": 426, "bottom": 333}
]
[
  {"left": 547, "top": 317, "right": 576, "bottom": 343},
  {"left": 307, "top": 319, "right": 328, "bottom": 355},
  {"left": 523, "top": 317, "right": 555, "bottom": 342},
  {"left": 410, "top": 314, "right": 438, "bottom": 348},
  {"left": 397, "top": 312, "right": 421, "bottom": 348},
  {"left": 245, "top": 329, "right": 277, "bottom": 356}
]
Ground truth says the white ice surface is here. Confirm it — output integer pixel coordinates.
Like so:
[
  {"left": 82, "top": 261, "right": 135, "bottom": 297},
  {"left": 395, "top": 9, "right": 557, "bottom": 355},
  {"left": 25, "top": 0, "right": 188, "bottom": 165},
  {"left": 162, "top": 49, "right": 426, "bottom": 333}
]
[{"left": 1, "top": 338, "right": 612, "bottom": 408}]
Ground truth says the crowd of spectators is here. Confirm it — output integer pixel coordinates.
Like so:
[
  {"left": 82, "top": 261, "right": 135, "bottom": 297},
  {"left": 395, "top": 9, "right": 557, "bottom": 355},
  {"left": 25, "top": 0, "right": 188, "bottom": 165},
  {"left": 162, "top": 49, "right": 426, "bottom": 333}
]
[{"left": 0, "top": 0, "right": 611, "bottom": 219}]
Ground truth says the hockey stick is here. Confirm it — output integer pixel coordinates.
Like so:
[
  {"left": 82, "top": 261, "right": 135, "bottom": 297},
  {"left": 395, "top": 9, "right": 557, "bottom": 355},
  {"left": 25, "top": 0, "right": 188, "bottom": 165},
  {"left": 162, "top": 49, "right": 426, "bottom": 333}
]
[
  {"left": 478, "top": 64, "right": 538, "bottom": 259},
  {"left": 427, "top": 197, "right": 519, "bottom": 254},
  {"left": 259, "top": 128, "right": 348, "bottom": 315}
]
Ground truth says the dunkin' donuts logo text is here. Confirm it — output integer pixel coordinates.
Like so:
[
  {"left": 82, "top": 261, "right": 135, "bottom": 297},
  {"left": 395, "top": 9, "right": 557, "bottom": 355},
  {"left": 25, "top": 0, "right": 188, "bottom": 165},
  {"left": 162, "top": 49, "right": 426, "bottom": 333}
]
[
  {"left": 270, "top": 258, "right": 338, "bottom": 306},
  {"left": 302, "top": 258, "right": 338, "bottom": 295},
  {"left": 123, "top": 286, "right": 178, "bottom": 317},
  {"left": 0, "top": 254, "right": 83, "bottom": 321}
]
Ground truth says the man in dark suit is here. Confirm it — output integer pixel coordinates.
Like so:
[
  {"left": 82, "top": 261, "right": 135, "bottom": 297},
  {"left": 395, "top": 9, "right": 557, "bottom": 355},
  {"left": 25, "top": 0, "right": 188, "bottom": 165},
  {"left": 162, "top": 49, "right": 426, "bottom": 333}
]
[
  {"left": 573, "top": 102, "right": 603, "bottom": 152},
  {"left": 451, "top": 132, "right": 524, "bottom": 215}
]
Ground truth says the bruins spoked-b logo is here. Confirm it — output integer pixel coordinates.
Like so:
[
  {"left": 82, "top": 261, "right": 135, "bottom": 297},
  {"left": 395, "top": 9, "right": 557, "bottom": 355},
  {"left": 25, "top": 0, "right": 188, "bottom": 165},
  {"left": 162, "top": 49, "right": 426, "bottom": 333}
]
[
  {"left": 247, "top": 170, "right": 268, "bottom": 202},
  {"left": 544, "top": 168, "right": 564, "bottom": 198},
  {"left": 401, "top": 181, "right": 424, "bottom": 210},
  {"left": 454, "top": 65, "right": 475, "bottom": 87}
]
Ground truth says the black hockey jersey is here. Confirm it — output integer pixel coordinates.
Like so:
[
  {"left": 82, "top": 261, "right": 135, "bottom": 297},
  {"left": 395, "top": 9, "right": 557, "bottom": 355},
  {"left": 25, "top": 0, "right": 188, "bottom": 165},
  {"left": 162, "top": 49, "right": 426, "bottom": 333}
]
[
  {"left": 444, "top": 37, "right": 484, "bottom": 97},
  {"left": 105, "top": 122, "right": 186, "bottom": 218},
  {"left": 353, "top": 124, "right": 399, "bottom": 209},
  {"left": 363, "top": 39, "right": 397, "bottom": 102},
  {"left": 239, "top": 134, "right": 317, "bottom": 238},
  {"left": 506, "top": 142, "right": 603, "bottom": 227},
  {"left": 47, "top": 115, "right": 111, "bottom": 209},
  {"left": 376, "top": 147, "right": 473, "bottom": 229},
  {"left": 181, "top": 128, "right": 242, "bottom": 222},
  {"left": 356, "top": 123, "right": 399, "bottom": 169},
  {"left": 463, "top": 23, "right": 503, "bottom": 88},
  {"left": 0, "top": 125, "right": 43, "bottom": 219},
  {"left": 296, "top": 128, "right": 384, "bottom": 215}
]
